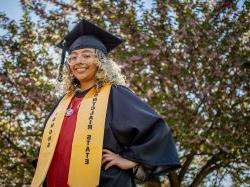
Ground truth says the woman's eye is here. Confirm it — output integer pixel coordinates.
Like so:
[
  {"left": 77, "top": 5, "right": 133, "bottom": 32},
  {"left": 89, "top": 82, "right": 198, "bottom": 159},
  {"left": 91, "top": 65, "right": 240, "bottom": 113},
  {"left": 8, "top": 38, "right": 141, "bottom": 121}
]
[
  {"left": 83, "top": 55, "right": 90, "bottom": 58},
  {"left": 70, "top": 56, "right": 77, "bottom": 61}
]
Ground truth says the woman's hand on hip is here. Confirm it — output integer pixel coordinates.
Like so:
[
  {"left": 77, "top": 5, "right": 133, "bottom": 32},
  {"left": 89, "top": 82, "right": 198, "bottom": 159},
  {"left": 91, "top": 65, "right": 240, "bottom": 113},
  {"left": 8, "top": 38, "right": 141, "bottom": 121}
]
[{"left": 102, "top": 148, "right": 138, "bottom": 170}]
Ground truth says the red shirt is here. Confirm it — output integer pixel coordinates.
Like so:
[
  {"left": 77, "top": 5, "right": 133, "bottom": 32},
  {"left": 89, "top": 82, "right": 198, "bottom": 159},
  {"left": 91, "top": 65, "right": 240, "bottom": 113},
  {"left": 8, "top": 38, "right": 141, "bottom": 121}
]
[{"left": 46, "top": 96, "right": 83, "bottom": 187}]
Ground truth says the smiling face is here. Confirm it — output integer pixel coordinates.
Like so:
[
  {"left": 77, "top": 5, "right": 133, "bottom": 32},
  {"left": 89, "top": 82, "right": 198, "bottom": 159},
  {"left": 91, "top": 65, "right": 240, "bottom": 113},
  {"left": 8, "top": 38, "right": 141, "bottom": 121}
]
[{"left": 67, "top": 48, "right": 98, "bottom": 83}]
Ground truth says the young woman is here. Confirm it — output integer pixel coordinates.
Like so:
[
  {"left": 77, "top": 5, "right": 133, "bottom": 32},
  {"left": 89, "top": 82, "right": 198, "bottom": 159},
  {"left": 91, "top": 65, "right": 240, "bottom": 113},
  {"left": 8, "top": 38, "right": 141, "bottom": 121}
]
[{"left": 31, "top": 19, "right": 180, "bottom": 187}]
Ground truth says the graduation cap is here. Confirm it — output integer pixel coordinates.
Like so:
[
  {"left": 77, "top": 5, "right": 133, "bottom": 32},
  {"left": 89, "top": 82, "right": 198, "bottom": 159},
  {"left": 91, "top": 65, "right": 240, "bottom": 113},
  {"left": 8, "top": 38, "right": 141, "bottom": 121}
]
[{"left": 56, "top": 18, "right": 123, "bottom": 82}]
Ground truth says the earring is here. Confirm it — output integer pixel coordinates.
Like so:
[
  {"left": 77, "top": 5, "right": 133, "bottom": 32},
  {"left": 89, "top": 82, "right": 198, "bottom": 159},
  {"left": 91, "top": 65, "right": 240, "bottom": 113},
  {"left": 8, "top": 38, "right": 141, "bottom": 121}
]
[{"left": 69, "top": 72, "right": 74, "bottom": 80}]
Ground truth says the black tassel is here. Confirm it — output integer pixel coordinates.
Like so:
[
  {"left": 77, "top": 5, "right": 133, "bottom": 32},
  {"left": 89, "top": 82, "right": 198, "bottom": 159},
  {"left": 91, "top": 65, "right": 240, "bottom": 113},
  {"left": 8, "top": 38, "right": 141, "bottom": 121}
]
[{"left": 57, "top": 40, "right": 66, "bottom": 82}]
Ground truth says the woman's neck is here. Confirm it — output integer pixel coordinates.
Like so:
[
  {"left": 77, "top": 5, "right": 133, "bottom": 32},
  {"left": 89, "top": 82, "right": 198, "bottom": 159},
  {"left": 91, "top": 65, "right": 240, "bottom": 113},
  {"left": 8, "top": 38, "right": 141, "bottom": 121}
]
[{"left": 79, "top": 79, "right": 97, "bottom": 91}]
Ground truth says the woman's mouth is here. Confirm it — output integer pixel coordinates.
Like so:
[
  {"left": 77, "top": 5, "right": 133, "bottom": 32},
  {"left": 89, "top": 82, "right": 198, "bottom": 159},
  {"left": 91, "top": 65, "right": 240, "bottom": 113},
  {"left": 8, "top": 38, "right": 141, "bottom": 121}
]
[{"left": 75, "top": 67, "right": 87, "bottom": 73}]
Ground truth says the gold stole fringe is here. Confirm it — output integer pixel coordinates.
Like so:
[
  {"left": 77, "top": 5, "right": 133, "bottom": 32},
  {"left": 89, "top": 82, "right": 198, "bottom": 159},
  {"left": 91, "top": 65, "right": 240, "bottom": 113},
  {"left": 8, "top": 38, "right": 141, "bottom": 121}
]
[{"left": 31, "top": 83, "right": 111, "bottom": 187}]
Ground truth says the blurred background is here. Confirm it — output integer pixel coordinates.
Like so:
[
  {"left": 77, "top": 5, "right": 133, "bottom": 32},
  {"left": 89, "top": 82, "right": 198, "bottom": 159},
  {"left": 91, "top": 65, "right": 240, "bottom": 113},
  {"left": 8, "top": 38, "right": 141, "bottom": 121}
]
[{"left": 0, "top": 0, "right": 249, "bottom": 186}]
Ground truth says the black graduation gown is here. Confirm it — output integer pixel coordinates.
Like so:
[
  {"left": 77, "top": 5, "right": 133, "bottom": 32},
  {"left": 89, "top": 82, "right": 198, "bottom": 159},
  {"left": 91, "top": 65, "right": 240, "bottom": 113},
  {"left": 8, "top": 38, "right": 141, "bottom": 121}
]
[{"left": 33, "top": 84, "right": 180, "bottom": 187}]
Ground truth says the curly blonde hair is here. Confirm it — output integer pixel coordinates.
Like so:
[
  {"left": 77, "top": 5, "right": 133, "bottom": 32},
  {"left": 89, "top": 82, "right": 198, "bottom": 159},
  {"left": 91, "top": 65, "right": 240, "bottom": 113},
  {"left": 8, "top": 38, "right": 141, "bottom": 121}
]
[{"left": 54, "top": 49, "right": 127, "bottom": 94}]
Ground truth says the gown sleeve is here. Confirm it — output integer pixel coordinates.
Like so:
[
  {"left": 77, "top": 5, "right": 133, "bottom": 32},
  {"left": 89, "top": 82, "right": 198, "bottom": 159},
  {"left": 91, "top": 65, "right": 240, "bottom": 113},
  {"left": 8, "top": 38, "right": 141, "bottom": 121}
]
[{"left": 109, "top": 85, "right": 181, "bottom": 183}]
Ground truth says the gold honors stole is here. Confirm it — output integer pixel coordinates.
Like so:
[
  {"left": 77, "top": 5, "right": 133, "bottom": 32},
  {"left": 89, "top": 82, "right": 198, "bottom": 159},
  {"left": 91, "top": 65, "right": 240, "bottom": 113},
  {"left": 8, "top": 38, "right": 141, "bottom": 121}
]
[{"left": 31, "top": 83, "right": 112, "bottom": 187}]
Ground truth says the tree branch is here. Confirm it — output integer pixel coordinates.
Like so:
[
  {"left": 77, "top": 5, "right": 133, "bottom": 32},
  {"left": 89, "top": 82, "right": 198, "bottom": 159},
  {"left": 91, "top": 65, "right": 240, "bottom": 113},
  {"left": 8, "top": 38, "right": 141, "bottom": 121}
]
[{"left": 178, "top": 151, "right": 195, "bottom": 182}]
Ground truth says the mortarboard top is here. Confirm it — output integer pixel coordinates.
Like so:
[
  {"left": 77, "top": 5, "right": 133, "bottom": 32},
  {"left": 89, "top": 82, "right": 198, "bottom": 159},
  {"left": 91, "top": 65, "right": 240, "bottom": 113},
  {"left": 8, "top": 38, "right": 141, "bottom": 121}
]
[
  {"left": 56, "top": 18, "right": 123, "bottom": 81},
  {"left": 57, "top": 19, "right": 123, "bottom": 54}
]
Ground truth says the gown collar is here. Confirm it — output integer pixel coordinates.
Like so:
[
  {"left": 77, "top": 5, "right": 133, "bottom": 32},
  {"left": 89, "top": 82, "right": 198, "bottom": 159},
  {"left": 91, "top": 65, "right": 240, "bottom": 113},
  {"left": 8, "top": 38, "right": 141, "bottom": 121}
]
[{"left": 74, "top": 85, "right": 95, "bottom": 98}]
